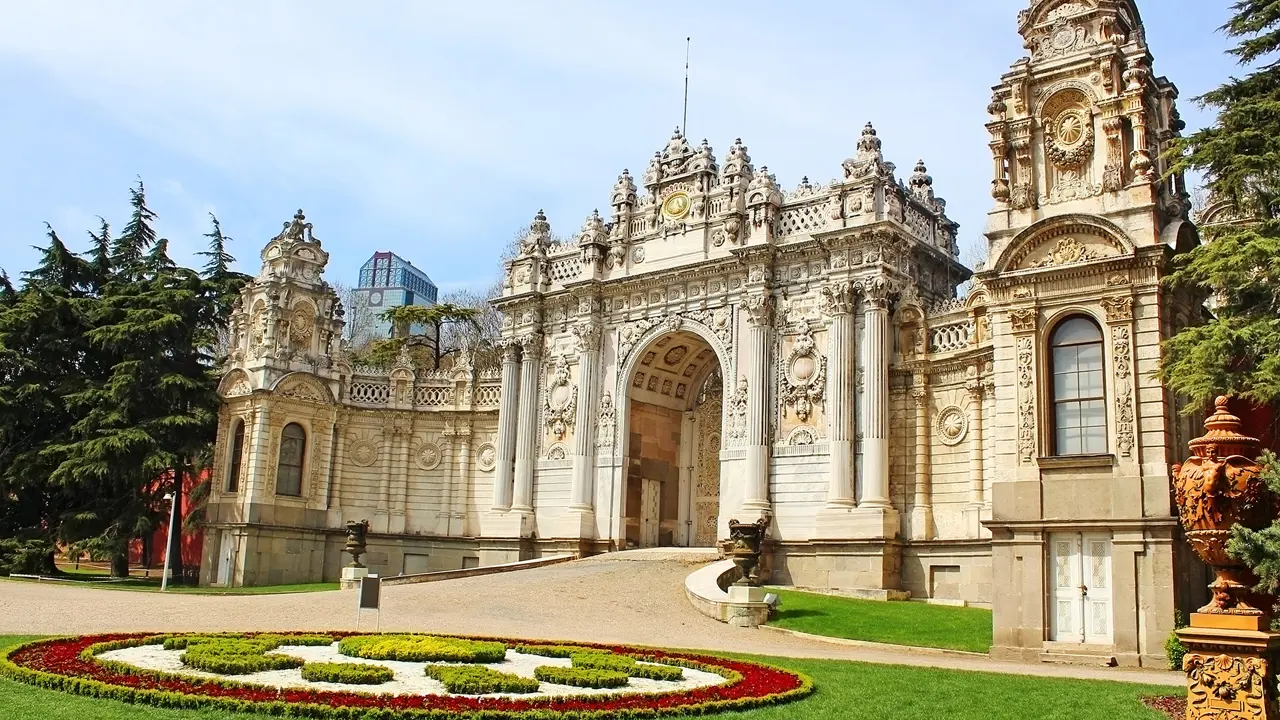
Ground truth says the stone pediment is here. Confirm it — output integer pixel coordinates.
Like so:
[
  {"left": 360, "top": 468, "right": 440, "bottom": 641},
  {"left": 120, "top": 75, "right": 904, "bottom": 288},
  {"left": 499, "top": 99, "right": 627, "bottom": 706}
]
[
  {"left": 270, "top": 371, "right": 333, "bottom": 405},
  {"left": 995, "top": 214, "right": 1134, "bottom": 273}
]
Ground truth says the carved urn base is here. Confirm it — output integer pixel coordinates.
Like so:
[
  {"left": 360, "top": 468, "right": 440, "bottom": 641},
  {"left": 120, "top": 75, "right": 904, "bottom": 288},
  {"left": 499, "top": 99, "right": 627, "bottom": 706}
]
[{"left": 1178, "top": 624, "right": 1280, "bottom": 720}]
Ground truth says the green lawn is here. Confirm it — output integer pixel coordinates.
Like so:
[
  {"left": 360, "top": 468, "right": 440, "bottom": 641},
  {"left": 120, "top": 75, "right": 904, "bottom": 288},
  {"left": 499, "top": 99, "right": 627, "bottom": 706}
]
[
  {"left": 767, "top": 588, "right": 994, "bottom": 654},
  {"left": 4, "top": 577, "right": 339, "bottom": 595},
  {"left": 0, "top": 636, "right": 1177, "bottom": 720}
]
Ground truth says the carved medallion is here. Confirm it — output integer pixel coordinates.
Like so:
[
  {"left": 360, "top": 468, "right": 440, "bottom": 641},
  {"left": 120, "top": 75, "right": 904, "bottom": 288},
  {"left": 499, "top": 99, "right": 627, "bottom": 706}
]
[
  {"left": 349, "top": 439, "right": 379, "bottom": 467},
  {"left": 779, "top": 326, "right": 826, "bottom": 423},
  {"left": 475, "top": 443, "right": 497, "bottom": 471},
  {"left": 661, "top": 191, "right": 692, "bottom": 220},
  {"left": 936, "top": 406, "right": 968, "bottom": 446},
  {"left": 416, "top": 442, "right": 442, "bottom": 471}
]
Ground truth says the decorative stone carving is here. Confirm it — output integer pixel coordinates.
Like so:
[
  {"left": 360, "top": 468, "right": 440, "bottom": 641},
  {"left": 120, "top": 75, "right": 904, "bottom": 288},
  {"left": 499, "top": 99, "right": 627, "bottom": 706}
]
[
  {"left": 936, "top": 406, "right": 968, "bottom": 446},
  {"left": 787, "top": 426, "right": 818, "bottom": 446},
  {"left": 289, "top": 304, "right": 315, "bottom": 346},
  {"left": 1016, "top": 336, "right": 1036, "bottom": 464},
  {"left": 726, "top": 376, "right": 749, "bottom": 447},
  {"left": 543, "top": 356, "right": 577, "bottom": 441},
  {"left": 277, "top": 376, "right": 328, "bottom": 404},
  {"left": 547, "top": 443, "right": 567, "bottom": 461},
  {"left": 1032, "top": 237, "right": 1102, "bottom": 267},
  {"left": 475, "top": 443, "right": 497, "bottom": 472},
  {"left": 1009, "top": 307, "right": 1038, "bottom": 333},
  {"left": 520, "top": 209, "right": 552, "bottom": 258},
  {"left": 742, "top": 293, "right": 773, "bottom": 328},
  {"left": 415, "top": 442, "right": 442, "bottom": 471},
  {"left": 344, "top": 520, "right": 370, "bottom": 568},
  {"left": 1183, "top": 654, "right": 1272, "bottom": 720},
  {"left": 1101, "top": 295, "right": 1134, "bottom": 323},
  {"left": 819, "top": 281, "right": 856, "bottom": 317},
  {"left": 596, "top": 391, "right": 616, "bottom": 450},
  {"left": 1174, "top": 397, "right": 1275, "bottom": 615},
  {"left": 572, "top": 322, "right": 601, "bottom": 353},
  {"left": 224, "top": 376, "right": 253, "bottom": 398},
  {"left": 349, "top": 437, "right": 379, "bottom": 467},
  {"left": 728, "top": 516, "right": 770, "bottom": 586},
  {"left": 779, "top": 326, "right": 826, "bottom": 422}
]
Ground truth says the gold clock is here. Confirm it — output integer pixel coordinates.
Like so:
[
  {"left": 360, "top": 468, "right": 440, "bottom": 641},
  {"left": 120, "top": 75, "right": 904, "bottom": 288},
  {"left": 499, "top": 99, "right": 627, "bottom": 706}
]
[{"left": 661, "top": 191, "right": 692, "bottom": 220}]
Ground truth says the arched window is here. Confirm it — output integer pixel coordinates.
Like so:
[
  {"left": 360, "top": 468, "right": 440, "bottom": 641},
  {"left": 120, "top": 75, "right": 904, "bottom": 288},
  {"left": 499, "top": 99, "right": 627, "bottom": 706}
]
[
  {"left": 276, "top": 423, "right": 306, "bottom": 496},
  {"left": 225, "top": 420, "right": 245, "bottom": 493},
  {"left": 1049, "top": 316, "right": 1107, "bottom": 456}
]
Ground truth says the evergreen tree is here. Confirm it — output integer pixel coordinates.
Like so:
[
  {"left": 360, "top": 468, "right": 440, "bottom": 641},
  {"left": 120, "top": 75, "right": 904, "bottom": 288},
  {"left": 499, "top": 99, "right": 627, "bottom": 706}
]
[
  {"left": 359, "top": 303, "right": 481, "bottom": 370},
  {"left": 1161, "top": 1, "right": 1280, "bottom": 592}
]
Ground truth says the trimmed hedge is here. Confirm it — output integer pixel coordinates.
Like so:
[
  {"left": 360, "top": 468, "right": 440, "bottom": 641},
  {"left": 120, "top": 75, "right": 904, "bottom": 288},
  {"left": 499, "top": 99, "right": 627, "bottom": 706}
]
[
  {"left": 570, "top": 654, "right": 684, "bottom": 682},
  {"left": 181, "top": 639, "right": 304, "bottom": 675},
  {"left": 512, "top": 644, "right": 597, "bottom": 659},
  {"left": 300, "top": 662, "right": 394, "bottom": 685},
  {"left": 3, "top": 632, "right": 816, "bottom": 719},
  {"left": 533, "top": 665, "right": 630, "bottom": 689},
  {"left": 424, "top": 665, "right": 540, "bottom": 694},
  {"left": 339, "top": 635, "right": 507, "bottom": 663}
]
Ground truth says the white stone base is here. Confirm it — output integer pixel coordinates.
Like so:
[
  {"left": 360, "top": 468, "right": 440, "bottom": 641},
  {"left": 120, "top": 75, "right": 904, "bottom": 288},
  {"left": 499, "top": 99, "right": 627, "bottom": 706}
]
[
  {"left": 962, "top": 503, "right": 992, "bottom": 539},
  {"left": 479, "top": 510, "right": 534, "bottom": 539},
  {"left": 813, "top": 505, "right": 900, "bottom": 540},
  {"left": 909, "top": 505, "right": 935, "bottom": 541},
  {"left": 339, "top": 566, "right": 368, "bottom": 590},
  {"left": 812, "top": 505, "right": 858, "bottom": 539},
  {"left": 556, "top": 508, "right": 596, "bottom": 540}
]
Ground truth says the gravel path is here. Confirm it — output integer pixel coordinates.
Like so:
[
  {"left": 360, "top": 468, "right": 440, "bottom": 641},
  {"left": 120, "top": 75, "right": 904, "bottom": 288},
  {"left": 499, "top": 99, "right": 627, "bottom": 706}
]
[{"left": 0, "top": 552, "right": 1180, "bottom": 687}]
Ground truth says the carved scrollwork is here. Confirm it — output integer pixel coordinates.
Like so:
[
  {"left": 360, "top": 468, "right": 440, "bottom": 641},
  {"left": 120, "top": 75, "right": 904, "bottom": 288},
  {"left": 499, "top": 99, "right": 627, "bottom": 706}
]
[
  {"left": 1032, "top": 237, "right": 1102, "bottom": 268},
  {"left": 726, "top": 376, "right": 749, "bottom": 447},
  {"left": 1017, "top": 336, "right": 1036, "bottom": 464},
  {"left": 742, "top": 293, "right": 774, "bottom": 327},
  {"left": 779, "top": 326, "right": 826, "bottom": 423},
  {"left": 1101, "top": 295, "right": 1134, "bottom": 323},
  {"left": 543, "top": 356, "right": 577, "bottom": 441},
  {"left": 596, "top": 391, "right": 616, "bottom": 450},
  {"left": 819, "top": 280, "right": 856, "bottom": 317},
  {"left": 1010, "top": 307, "right": 1038, "bottom": 333},
  {"left": 787, "top": 426, "right": 818, "bottom": 446},
  {"left": 1183, "top": 654, "right": 1271, "bottom": 719}
]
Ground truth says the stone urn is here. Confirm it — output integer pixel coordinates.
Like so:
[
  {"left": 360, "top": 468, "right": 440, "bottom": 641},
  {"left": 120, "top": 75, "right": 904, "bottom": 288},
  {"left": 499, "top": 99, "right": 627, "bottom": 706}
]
[
  {"left": 727, "top": 517, "right": 771, "bottom": 587},
  {"left": 1174, "top": 397, "right": 1275, "bottom": 616},
  {"left": 344, "top": 519, "right": 370, "bottom": 569}
]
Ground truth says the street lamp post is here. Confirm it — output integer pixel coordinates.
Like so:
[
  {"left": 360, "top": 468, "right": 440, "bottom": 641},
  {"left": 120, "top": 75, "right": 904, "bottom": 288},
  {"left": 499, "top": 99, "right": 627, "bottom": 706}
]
[{"left": 161, "top": 491, "right": 178, "bottom": 592}]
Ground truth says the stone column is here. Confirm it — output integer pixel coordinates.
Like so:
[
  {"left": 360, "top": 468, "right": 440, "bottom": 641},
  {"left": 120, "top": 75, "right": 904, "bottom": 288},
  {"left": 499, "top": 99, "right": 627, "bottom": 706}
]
[
  {"left": 569, "top": 323, "right": 601, "bottom": 513},
  {"left": 245, "top": 405, "right": 271, "bottom": 502},
  {"left": 491, "top": 341, "right": 521, "bottom": 511},
  {"left": 910, "top": 377, "right": 934, "bottom": 540},
  {"left": 822, "top": 281, "right": 857, "bottom": 508},
  {"left": 966, "top": 378, "right": 985, "bottom": 506},
  {"left": 850, "top": 277, "right": 898, "bottom": 538},
  {"left": 511, "top": 334, "right": 542, "bottom": 514},
  {"left": 741, "top": 292, "right": 774, "bottom": 514},
  {"left": 860, "top": 279, "right": 891, "bottom": 509}
]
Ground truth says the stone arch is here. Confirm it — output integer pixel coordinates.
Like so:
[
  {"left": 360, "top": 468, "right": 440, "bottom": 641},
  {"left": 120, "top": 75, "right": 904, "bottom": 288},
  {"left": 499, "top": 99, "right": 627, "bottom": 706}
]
[
  {"left": 614, "top": 314, "right": 734, "bottom": 420},
  {"left": 994, "top": 213, "right": 1136, "bottom": 273},
  {"left": 218, "top": 369, "right": 255, "bottom": 398},
  {"left": 1034, "top": 81, "right": 1098, "bottom": 120},
  {"left": 270, "top": 371, "right": 334, "bottom": 405}
]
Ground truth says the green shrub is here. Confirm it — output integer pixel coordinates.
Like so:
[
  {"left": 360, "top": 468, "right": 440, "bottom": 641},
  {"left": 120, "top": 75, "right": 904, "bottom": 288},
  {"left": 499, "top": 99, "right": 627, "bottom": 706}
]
[
  {"left": 163, "top": 633, "right": 332, "bottom": 651},
  {"left": 339, "top": 635, "right": 506, "bottom": 663},
  {"left": 533, "top": 665, "right": 629, "bottom": 689},
  {"left": 253, "top": 634, "right": 334, "bottom": 647},
  {"left": 300, "top": 662, "right": 394, "bottom": 685},
  {"left": 570, "top": 653, "right": 684, "bottom": 681},
  {"left": 1166, "top": 611, "right": 1189, "bottom": 670},
  {"left": 512, "top": 644, "right": 597, "bottom": 658},
  {"left": 423, "top": 665, "right": 540, "bottom": 694},
  {"left": 180, "top": 638, "right": 304, "bottom": 675}
]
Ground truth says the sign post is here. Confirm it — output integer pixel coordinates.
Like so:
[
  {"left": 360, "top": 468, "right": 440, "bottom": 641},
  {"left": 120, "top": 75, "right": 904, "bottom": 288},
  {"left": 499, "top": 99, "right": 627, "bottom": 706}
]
[{"left": 355, "top": 575, "right": 381, "bottom": 632}]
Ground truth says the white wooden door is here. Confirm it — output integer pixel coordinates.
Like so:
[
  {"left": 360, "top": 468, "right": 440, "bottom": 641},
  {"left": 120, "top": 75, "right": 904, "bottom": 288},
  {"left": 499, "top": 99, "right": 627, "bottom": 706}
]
[
  {"left": 216, "top": 531, "right": 234, "bottom": 586},
  {"left": 1049, "top": 533, "right": 1113, "bottom": 644},
  {"left": 640, "top": 478, "right": 661, "bottom": 548}
]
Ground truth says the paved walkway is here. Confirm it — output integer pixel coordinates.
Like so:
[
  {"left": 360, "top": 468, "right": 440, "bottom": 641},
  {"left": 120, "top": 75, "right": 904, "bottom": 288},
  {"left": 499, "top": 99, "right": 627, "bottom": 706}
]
[{"left": 0, "top": 552, "right": 1180, "bottom": 687}]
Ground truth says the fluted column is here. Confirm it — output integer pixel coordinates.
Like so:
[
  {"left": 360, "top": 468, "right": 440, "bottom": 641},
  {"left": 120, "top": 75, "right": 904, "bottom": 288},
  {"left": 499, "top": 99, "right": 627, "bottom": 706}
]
[
  {"left": 570, "top": 323, "right": 601, "bottom": 512},
  {"left": 966, "top": 379, "right": 985, "bottom": 506},
  {"left": 742, "top": 292, "right": 774, "bottom": 513},
  {"left": 491, "top": 341, "right": 522, "bottom": 511},
  {"left": 910, "top": 378, "right": 934, "bottom": 540},
  {"left": 245, "top": 405, "right": 271, "bottom": 502},
  {"left": 859, "top": 279, "right": 892, "bottom": 509},
  {"left": 822, "top": 281, "right": 857, "bottom": 507},
  {"left": 511, "top": 334, "right": 542, "bottom": 513}
]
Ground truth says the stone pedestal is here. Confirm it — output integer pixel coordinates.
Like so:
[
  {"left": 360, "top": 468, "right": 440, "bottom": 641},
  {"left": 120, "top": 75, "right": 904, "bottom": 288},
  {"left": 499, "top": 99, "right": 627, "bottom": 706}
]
[
  {"left": 479, "top": 510, "right": 533, "bottom": 539},
  {"left": 1178, "top": 620, "right": 1280, "bottom": 720},
  {"left": 558, "top": 508, "right": 596, "bottom": 540},
  {"left": 340, "top": 566, "right": 368, "bottom": 590},
  {"left": 725, "top": 584, "right": 771, "bottom": 628},
  {"left": 846, "top": 505, "right": 900, "bottom": 539}
]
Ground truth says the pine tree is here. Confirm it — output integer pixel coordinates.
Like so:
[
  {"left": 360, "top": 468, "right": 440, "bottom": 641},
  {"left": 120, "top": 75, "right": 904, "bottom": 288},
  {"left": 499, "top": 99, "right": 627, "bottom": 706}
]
[{"left": 1162, "top": 0, "right": 1280, "bottom": 592}]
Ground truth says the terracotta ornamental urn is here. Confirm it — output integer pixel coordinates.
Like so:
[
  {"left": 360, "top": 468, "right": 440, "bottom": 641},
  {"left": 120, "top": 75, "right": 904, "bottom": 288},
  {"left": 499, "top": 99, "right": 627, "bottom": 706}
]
[
  {"left": 1174, "top": 397, "right": 1276, "bottom": 618},
  {"left": 727, "top": 517, "right": 770, "bottom": 587},
  {"left": 344, "top": 519, "right": 370, "bottom": 569}
]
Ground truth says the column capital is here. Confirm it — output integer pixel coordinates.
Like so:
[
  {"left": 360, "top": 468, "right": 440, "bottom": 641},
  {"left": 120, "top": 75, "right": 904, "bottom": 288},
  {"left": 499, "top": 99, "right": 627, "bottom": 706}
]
[
  {"left": 571, "top": 321, "right": 602, "bottom": 353},
  {"left": 500, "top": 339, "right": 522, "bottom": 363},
  {"left": 518, "top": 333, "right": 544, "bottom": 359},
  {"left": 819, "top": 280, "right": 857, "bottom": 317},
  {"left": 743, "top": 292, "right": 774, "bottom": 327},
  {"left": 857, "top": 276, "right": 893, "bottom": 310}
]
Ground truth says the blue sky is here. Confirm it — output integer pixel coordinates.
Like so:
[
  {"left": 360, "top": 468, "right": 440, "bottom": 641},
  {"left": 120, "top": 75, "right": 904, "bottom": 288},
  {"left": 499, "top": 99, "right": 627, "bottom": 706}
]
[{"left": 0, "top": 1, "right": 1239, "bottom": 294}]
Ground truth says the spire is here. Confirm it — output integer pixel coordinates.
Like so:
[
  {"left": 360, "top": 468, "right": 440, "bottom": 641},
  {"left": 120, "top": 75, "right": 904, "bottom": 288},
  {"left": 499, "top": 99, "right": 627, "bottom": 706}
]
[
  {"left": 910, "top": 159, "right": 934, "bottom": 201},
  {"left": 519, "top": 209, "right": 552, "bottom": 258}
]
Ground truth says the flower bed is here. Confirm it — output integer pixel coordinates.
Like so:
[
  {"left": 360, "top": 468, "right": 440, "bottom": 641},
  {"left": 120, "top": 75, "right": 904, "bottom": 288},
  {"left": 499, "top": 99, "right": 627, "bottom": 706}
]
[
  {"left": 423, "top": 665, "right": 540, "bottom": 694},
  {"left": 1, "top": 633, "right": 813, "bottom": 718},
  {"left": 570, "top": 652, "right": 684, "bottom": 681},
  {"left": 338, "top": 634, "right": 506, "bottom": 663},
  {"left": 532, "top": 665, "right": 630, "bottom": 689}
]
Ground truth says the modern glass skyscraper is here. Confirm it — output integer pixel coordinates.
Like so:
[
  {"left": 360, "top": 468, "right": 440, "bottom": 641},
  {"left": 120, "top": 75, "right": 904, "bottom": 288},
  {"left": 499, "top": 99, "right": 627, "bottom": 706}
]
[{"left": 349, "top": 251, "right": 438, "bottom": 345}]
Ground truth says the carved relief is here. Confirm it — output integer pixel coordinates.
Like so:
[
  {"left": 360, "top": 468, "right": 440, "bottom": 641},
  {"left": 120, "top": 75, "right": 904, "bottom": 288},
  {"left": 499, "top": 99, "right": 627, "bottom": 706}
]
[
  {"left": 1183, "top": 654, "right": 1272, "bottom": 720},
  {"left": 726, "top": 376, "right": 749, "bottom": 447},
  {"left": 1101, "top": 295, "right": 1134, "bottom": 323},
  {"left": 596, "top": 391, "right": 616, "bottom": 450},
  {"left": 1010, "top": 308, "right": 1038, "bottom": 333},
  {"left": 1017, "top": 336, "right": 1036, "bottom": 464},
  {"left": 348, "top": 435, "right": 380, "bottom": 467},
  {"left": 415, "top": 442, "right": 442, "bottom": 471},
  {"left": 475, "top": 443, "right": 497, "bottom": 472},
  {"left": 1031, "top": 237, "right": 1103, "bottom": 267},
  {"left": 936, "top": 406, "right": 968, "bottom": 447},
  {"left": 543, "top": 356, "right": 578, "bottom": 441},
  {"left": 1112, "top": 326, "right": 1135, "bottom": 458},
  {"left": 276, "top": 375, "right": 329, "bottom": 404},
  {"left": 289, "top": 303, "right": 316, "bottom": 347},
  {"left": 787, "top": 426, "right": 818, "bottom": 446},
  {"left": 779, "top": 326, "right": 826, "bottom": 423}
]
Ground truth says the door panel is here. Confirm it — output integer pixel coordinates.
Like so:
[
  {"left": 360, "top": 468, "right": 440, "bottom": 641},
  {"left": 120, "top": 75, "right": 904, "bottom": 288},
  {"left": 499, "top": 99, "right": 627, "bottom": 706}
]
[{"left": 1048, "top": 532, "right": 1113, "bottom": 644}]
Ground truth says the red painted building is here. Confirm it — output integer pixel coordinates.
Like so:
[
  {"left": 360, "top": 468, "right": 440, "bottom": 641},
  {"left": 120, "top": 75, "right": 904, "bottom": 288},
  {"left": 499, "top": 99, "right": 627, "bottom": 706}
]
[{"left": 128, "top": 469, "right": 206, "bottom": 581}]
